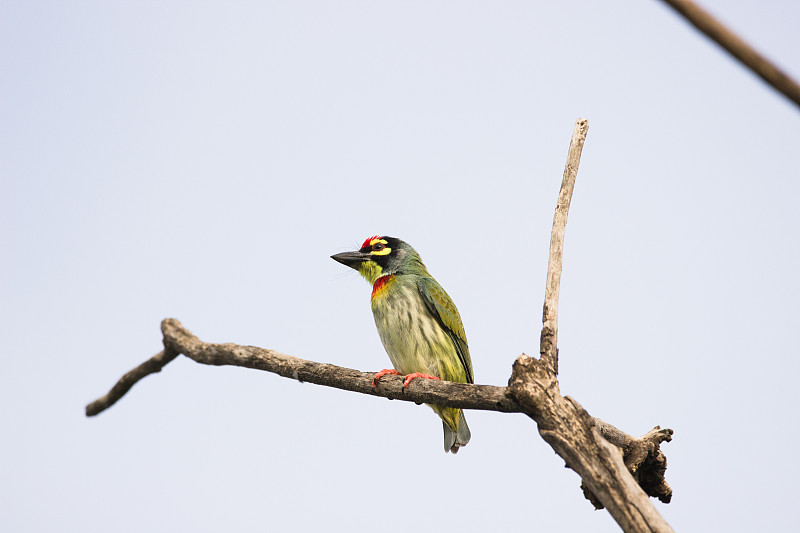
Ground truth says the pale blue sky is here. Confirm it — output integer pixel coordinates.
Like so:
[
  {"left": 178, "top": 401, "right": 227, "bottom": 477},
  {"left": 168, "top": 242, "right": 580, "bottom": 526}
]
[{"left": 2, "top": 1, "right": 798, "bottom": 532}]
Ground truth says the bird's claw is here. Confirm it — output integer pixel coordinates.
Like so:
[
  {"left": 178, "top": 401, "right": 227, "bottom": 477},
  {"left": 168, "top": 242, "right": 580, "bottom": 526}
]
[
  {"left": 372, "top": 368, "right": 401, "bottom": 387},
  {"left": 402, "top": 372, "right": 441, "bottom": 388}
]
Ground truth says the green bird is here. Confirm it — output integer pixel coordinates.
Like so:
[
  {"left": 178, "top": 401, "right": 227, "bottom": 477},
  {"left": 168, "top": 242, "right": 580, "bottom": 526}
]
[{"left": 332, "top": 235, "right": 473, "bottom": 453}]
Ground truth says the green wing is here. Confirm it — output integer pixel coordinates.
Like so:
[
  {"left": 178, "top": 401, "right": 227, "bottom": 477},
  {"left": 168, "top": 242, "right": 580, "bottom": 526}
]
[{"left": 417, "top": 277, "right": 474, "bottom": 384}]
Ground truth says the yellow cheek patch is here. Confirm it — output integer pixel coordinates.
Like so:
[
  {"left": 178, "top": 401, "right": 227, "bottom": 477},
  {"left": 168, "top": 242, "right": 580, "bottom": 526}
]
[{"left": 357, "top": 261, "right": 383, "bottom": 285}]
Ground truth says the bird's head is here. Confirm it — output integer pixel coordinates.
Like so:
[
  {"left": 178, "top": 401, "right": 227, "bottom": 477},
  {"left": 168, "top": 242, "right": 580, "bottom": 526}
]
[{"left": 331, "top": 235, "right": 426, "bottom": 284}]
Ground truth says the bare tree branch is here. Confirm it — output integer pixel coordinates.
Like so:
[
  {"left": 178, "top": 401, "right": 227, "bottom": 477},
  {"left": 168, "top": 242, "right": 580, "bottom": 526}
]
[
  {"left": 86, "top": 317, "right": 674, "bottom": 525},
  {"left": 85, "top": 318, "right": 519, "bottom": 417},
  {"left": 660, "top": 0, "right": 800, "bottom": 109},
  {"left": 86, "top": 119, "right": 674, "bottom": 533}
]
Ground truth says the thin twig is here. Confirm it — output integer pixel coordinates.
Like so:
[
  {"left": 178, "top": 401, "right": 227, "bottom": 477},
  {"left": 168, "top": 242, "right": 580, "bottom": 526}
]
[
  {"left": 85, "top": 349, "right": 178, "bottom": 416},
  {"left": 541, "top": 119, "right": 589, "bottom": 373},
  {"left": 660, "top": 0, "right": 800, "bottom": 109}
]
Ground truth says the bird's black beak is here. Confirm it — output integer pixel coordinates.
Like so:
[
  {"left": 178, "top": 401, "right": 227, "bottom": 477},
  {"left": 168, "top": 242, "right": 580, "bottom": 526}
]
[{"left": 331, "top": 250, "right": 371, "bottom": 269}]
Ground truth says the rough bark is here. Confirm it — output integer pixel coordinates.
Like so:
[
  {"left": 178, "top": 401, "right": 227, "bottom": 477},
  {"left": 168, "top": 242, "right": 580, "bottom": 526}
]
[{"left": 508, "top": 356, "right": 673, "bottom": 532}]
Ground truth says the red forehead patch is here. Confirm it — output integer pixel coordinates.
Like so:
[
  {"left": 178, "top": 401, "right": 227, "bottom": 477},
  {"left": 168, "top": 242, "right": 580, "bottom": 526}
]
[{"left": 361, "top": 235, "right": 380, "bottom": 249}]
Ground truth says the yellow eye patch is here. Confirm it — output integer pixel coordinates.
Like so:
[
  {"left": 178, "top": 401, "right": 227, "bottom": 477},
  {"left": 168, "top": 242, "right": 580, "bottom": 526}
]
[{"left": 367, "top": 237, "right": 391, "bottom": 256}]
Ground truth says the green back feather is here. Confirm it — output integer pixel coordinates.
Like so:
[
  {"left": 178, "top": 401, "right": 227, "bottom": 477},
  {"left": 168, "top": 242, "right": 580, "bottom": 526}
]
[{"left": 416, "top": 276, "right": 474, "bottom": 384}]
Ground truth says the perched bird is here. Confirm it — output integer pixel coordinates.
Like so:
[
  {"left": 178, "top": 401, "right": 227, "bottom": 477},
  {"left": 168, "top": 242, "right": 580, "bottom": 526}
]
[{"left": 331, "top": 236, "right": 473, "bottom": 453}]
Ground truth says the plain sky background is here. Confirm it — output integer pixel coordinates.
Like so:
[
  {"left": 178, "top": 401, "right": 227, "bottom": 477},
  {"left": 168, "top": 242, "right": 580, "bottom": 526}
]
[{"left": 2, "top": 1, "right": 798, "bottom": 531}]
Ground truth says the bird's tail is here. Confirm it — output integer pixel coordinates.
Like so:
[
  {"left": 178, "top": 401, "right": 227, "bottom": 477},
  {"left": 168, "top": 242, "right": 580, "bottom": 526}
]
[{"left": 442, "top": 409, "right": 471, "bottom": 454}]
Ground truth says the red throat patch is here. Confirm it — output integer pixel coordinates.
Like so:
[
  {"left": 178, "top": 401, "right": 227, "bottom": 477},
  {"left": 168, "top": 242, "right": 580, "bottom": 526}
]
[
  {"left": 371, "top": 275, "right": 394, "bottom": 299},
  {"left": 361, "top": 235, "right": 380, "bottom": 249}
]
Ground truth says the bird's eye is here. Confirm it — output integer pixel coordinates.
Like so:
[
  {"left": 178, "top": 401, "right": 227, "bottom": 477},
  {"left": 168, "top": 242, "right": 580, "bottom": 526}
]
[{"left": 372, "top": 243, "right": 385, "bottom": 251}]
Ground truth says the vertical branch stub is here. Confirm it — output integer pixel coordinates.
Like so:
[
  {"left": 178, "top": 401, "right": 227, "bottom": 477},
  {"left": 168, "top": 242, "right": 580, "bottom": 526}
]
[{"left": 541, "top": 118, "right": 589, "bottom": 374}]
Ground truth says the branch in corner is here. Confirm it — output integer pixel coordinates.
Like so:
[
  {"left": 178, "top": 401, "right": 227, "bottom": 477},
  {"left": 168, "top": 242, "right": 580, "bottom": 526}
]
[{"left": 660, "top": 0, "right": 800, "bottom": 109}]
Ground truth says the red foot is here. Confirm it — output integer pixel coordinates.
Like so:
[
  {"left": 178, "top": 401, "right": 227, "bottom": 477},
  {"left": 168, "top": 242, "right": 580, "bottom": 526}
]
[
  {"left": 372, "top": 368, "right": 401, "bottom": 387},
  {"left": 402, "top": 372, "right": 441, "bottom": 388}
]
